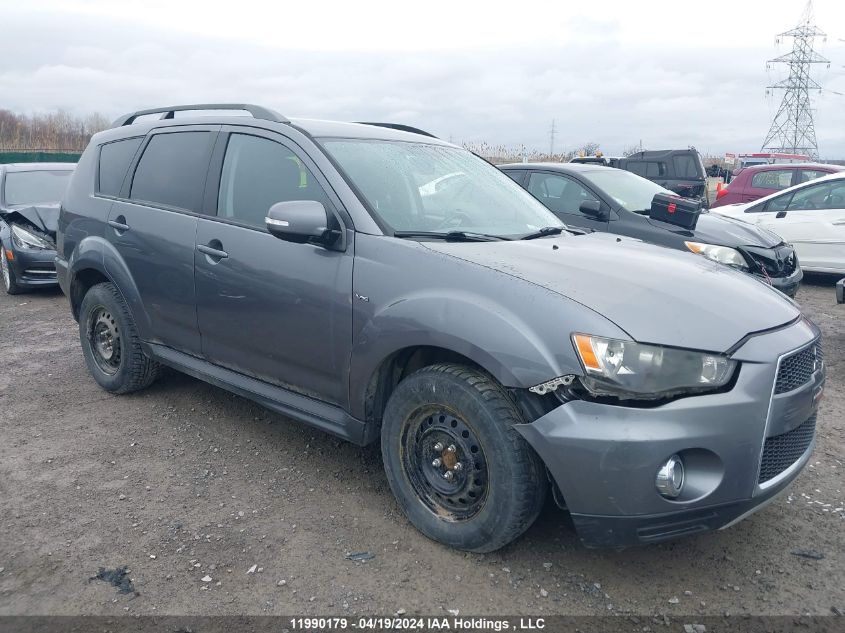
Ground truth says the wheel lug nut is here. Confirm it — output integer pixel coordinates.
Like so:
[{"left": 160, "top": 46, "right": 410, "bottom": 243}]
[
  {"left": 433, "top": 442, "right": 444, "bottom": 451},
  {"left": 431, "top": 458, "right": 442, "bottom": 468},
  {"left": 453, "top": 462, "right": 463, "bottom": 471},
  {"left": 447, "top": 444, "right": 456, "bottom": 453},
  {"left": 443, "top": 471, "right": 454, "bottom": 481}
]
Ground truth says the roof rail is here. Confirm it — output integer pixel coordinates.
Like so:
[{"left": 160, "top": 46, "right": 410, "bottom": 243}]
[
  {"left": 355, "top": 122, "right": 438, "bottom": 139},
  {"left": 112, "top": 104, "right": 289, "bottom": 127}
]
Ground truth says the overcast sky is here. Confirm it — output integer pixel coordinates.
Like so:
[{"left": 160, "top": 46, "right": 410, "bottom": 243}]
[{"left": 3, "top": 0, "right": 845, "bottom": 157}]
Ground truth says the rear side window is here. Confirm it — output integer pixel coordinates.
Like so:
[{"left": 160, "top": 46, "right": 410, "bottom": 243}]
[
  {"left": 672, "top": 154, "right": 700, "bottom": 179},
  {"left": 627, "top": 161, "right": 665, "bottom": 178},
  {"left": 130, "top": 132, "right": 213, "bottom": 212},
  {"left": 217, "top": 133, "right": 332, "bottom": 229},
  {"left": 98, "top": 137, "right": 142, "bottom": 196},
  {"left": 751, "top": 170, "right": 793, "bottom": 190},
  {"left": 798, "top": 169, "right": 827, "bottom": 183}
]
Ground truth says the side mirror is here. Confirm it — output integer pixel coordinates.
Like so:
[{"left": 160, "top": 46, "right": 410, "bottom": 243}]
[
  {"left": 579, "top": 199, "right": 607, "bottom": 220},
  {"left": 265, "top": 200, "right": 332, "bottom": 245},
  {"left": 775, "top": 211, "right": 787, "bottom": 219}
]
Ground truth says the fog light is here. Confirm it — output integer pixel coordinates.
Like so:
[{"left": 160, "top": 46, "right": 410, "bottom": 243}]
[{"left": 656, "top": 454, "right": 685, "bottom": 499}]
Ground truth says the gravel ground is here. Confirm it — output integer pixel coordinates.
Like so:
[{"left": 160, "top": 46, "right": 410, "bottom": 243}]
[{"left": 0, "top": 275, "right": 842, "bottom": 618}]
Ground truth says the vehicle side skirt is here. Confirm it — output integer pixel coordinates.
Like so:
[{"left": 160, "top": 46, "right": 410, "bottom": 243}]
[{"left": 146, "top": 343, "right": 375, "bottom": 445}]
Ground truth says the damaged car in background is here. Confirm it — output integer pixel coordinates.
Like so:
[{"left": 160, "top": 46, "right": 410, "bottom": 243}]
[
  {"left": 502, "top": 163, "right": 804, "bottom": 297},
  {"left": 0, "top": 163, "right": 75, "bottom": 294}
]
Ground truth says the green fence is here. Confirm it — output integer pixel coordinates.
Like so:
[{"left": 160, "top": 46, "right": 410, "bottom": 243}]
[{"left": 0, "top": 151, "right": 81, "bottom": 164}]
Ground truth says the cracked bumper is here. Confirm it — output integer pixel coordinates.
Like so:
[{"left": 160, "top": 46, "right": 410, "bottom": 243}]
[{"left": 515, "top": 318, "right": 823, "bottom": 548}]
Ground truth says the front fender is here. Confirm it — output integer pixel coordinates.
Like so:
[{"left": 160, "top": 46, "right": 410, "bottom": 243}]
[{"left": 347, "top": 235, "right": 629, "bottom": 420}]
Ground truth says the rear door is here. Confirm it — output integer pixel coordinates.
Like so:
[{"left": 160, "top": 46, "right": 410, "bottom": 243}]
[
  {"left": 755, "top": 179, "right": 845, "bottom": 273},
  {"left": 526, "top": 171, "right": 607, "bottom": 231},
  {"left": 106, "top": 127, "right": 218, "bottom": 354},
  {"left": 194, "top": 127, "right": 353, "bottom": 406}
]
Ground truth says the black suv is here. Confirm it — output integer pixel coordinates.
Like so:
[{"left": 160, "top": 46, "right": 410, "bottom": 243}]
[
  {"left": 57, "top": 104, "right": 820, "bottom": 551},
  {"left": 573, "top": 148, "right": 708, "bottom": 204}
]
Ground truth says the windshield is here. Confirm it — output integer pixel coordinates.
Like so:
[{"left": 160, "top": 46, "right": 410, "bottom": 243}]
[
  {"left": 583, "top": 168, "right": 674, "bottom": 213},
  {"left": 3, "top": 170, "right": 73, "bottom": 206},
  {"left": 322, "top": 140, "right": 563, "bottom": 237}
]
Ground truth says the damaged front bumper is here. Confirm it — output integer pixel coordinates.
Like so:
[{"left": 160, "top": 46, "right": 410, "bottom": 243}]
[{"left": 515, "top": 317, "right": 823, "bottom": 548}]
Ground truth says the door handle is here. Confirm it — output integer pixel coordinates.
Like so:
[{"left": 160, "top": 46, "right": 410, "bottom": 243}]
[
  {"left": 108, "top": 217, "right": 130, "bottom": 232},
  {"left": 197, "top": 243, "right": 229, "bottom": 260}
]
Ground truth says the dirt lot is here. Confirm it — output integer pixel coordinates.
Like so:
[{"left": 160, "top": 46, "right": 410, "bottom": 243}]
[{"left": 0, "top": 276, "right": 842, "bottom": 619}]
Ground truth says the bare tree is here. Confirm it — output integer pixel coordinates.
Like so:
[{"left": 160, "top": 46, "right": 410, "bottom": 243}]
[{"left": 0, "top": 109, "right": 110, "bottom": 152}]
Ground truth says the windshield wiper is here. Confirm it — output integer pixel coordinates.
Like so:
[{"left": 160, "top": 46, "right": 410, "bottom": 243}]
[
  {"left": 519, "top": 226, "right": 564, "bottom": 240},
  {"left": 392, "top": 230, "right": 512, "bottom": 242}
]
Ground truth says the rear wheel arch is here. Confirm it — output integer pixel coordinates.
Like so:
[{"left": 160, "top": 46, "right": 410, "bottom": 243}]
[{"left": 70, "top": 267, "right": 111, "bottom": 320}]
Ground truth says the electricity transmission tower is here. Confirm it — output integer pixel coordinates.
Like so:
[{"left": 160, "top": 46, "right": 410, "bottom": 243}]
[
  {"left": 761, "top": 1, "right": 829, "bottom": 159},
  {"left": 549, "top": 119, "right": 557, "bottom": 157}
]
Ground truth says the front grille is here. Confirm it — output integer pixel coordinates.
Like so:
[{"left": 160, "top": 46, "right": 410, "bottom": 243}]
[
  {"left": 758, "top": 414, "right": 816, "bottom": 484},
  {"left": 775, "top": 342, "right": 821, "bottom": 394}
]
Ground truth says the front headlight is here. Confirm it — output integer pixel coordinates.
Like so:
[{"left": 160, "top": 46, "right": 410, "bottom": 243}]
[
  {"left": 684, "top": 241, "right": 748, "bottom": 270},
  {"left": 572, "top": 333, "right": 736, "bottom": 400},
  {"left": 11, "top": 224, "right": 53, "bottom": 250}
]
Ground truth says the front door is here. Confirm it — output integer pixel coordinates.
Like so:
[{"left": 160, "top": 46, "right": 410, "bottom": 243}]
[
  {"left": 525, "top": 171, "right": 608, "bottom": 232},
  {"left": 757, "top": 179, "right": 845, "bottom": 273},
  {"left": 194, "top": 129, "right": 353, "bottom": 406}
]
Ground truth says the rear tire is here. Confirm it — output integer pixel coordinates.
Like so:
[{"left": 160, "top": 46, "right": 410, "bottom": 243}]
[
  {"left": 381, "top": 363, "right": 547, "bottom": 552},
  {"left": 1, "top": 247, "right": 23, "bottom": 295},
  {"left": 79, "top": 282, "right": 161, "bottom": 394}
]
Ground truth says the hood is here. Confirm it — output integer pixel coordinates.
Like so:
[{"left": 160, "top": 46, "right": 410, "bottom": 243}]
[
  {"left": 648, "top": 211, "right": 782, "bottom": 248},
  {"left": 424, "top": 232, "right": 799, "bottom": 353},
  {"left": 1, "top": 203, "right": 60, "bottom": 236}
]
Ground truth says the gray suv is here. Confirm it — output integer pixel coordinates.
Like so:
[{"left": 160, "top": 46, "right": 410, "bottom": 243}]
[{"left": 57, "top": 104, "right": 824, "bottom": 551}]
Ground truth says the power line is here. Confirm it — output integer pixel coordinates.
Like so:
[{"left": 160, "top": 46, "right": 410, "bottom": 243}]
[{"left": 761, "top": 0, "right": 830, "bottom": 159}]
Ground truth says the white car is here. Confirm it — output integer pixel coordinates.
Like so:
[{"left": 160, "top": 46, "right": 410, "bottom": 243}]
[{"left": 712, "top": 171, "right": 845, "bottom": 274}]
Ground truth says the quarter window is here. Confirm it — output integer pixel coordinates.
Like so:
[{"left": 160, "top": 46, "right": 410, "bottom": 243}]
[
  {"left": 217, "top": 134, "right": 331, "bottom": 229},
  {"left": 98, "top": 137, "right": 143, "bottom": 196},
  {"left": 751, "top": 170, "right": 793, "bottom": 190},
  {"left": 130, "top": 132, "right": 213, "bottom": 212},
  {"left": 527, "top": 172, "right": 600, "bottom": 216}
]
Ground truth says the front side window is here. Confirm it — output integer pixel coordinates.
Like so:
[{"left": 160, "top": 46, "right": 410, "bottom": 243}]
[
  {"left": 98, "top": 137, "right": 143, "bottom": 196},
  {"left": 217, "top": 134, "right": 332, "bottom": 229},
  {"left": 527, "top": 172, "right": 599, "bottom": 216},
  {"left": 130, "top": 132, "right": 213, "bottom": 212},
  {"left": 799, "top": 169, "right": 828, "bottom": 184},
  {"left": 3, "top": 170, "right": 73, "bottom": 206},
  {"left": 321, "top": 140, "right": 562, "bottom": 237},
  {"left": 751, "top": 170, "right": 793, "bottom": 190},
  {"left": 785, "top": 181, "right": 845, "bottom": 211}
]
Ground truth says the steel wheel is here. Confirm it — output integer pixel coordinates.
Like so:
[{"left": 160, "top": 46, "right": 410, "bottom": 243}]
[
  {"left": 87, "top": 306, "right": 122, "bottom": 375},
  {"left": 400, "top": 406, "right": 489, "bottom": 521}
]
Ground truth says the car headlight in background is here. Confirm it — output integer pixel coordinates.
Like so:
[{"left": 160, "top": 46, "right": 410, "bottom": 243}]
[
  {"left": 11, "top": 224, "right": 53, "bottom": 250},
  {"left": 572, "top": 333, "right": 736, "bottom": 400},
  {"left": 684, "top": 241, "right": 748, "bottom": 270}
]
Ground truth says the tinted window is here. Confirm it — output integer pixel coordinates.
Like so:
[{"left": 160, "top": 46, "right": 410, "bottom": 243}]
[
  {"left": 503, "top": 170, "right": 525, "bottom": 185},
  {"left": 3, "top": 170, "right": 73, "bottom": 205},
  {"left": 672, "top": 154, "right": 700, "bottom": 179},
  {"left": 751, "top": 170, "right": 793, "bottom": 190},
  {"left": 218, "top": 134, "right": 331, "bottom": 229},
  {"left": 527, "top": 172, "right": 600, "bottom": 216},
  {"left": 98, "top": 137, "right": 142, "bottom": 196},
  {"left": 130, "top": 132, "right": 212, "bottom": 212},
  {"left": 626, "top": 161, "right": 665, "bottom": 178}
]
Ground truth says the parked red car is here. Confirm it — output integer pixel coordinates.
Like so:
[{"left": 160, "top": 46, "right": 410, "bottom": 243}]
[{"left": 711, "top": 163, "right": 844, "bottom": 208}]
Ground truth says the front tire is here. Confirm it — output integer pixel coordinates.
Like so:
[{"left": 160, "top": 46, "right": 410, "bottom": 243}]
[
  {"left": 381, "top": 364, "right": 547, "bottom": 552},
  {"left": 1, "top": 247, "right": 23, "bottom": 295},
  {"left": 79, "top": 282, "right": 161, "bottom": 394}
]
